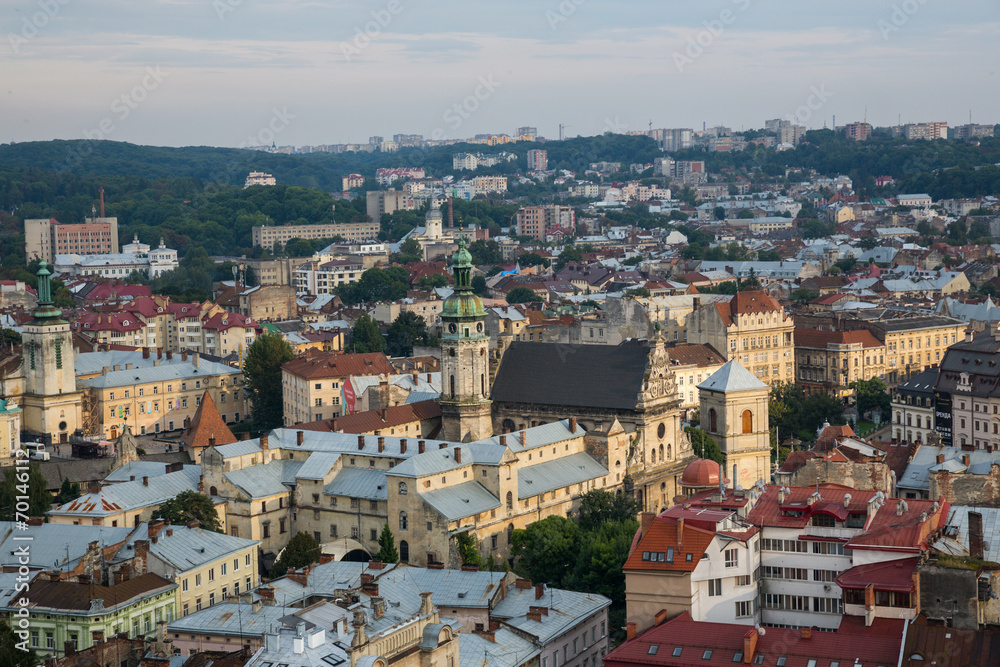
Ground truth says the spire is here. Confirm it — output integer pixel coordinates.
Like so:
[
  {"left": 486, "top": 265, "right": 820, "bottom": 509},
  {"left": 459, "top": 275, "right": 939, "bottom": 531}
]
[
  {"left": 32, "top": 260, "right": 62, "bottom": 321},
  {"left": 450, "top": 231, "right": 473, "bottom": 291}
]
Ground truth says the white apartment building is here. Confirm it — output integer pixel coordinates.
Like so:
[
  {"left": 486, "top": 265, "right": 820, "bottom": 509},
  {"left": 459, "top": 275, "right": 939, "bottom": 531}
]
[{"left": 293, "top": 258, "right": 365, "bottom": 295}]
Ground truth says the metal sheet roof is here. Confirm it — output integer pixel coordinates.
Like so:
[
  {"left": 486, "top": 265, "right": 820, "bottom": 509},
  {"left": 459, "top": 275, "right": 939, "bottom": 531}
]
[
  {"left": 420, "top": 481, "right": 500, "bottom": 521},
  {"left": 324, "top": 467, "right": 388, "bottom": 501},
  {"left": 49, "top": 466, "right": 202, "bottom": 517},
  {"left": 517, "top": 452, "right": 608, "bottom": 499}
]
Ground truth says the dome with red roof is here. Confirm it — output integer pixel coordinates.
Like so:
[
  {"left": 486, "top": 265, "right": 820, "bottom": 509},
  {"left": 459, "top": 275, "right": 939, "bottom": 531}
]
[{"left": 680, "top": 458, "right": 728, "bottom": 490}]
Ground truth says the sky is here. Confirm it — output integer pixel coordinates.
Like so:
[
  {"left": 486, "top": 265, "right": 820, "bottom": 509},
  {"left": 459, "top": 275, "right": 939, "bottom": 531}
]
[{"left": 3, "top": 0, "right": 998, "bottom": 148}]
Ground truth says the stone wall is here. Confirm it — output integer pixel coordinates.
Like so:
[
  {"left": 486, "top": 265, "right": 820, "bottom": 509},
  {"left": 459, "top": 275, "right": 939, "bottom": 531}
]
[{"left": 930, "top": 464, "right": 1000, "bottom": 504}]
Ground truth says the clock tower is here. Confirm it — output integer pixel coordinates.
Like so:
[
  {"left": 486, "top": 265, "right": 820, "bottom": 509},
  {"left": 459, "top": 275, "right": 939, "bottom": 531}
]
[
  {"left": 439, "top": 234, "right": 493, "bottom": 442},
  {"left": 21, "top": 261, "right": 82, "bottom": 443}
]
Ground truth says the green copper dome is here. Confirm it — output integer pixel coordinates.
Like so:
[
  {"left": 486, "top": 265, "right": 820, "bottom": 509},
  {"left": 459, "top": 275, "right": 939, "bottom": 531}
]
[{"left": 442, "top": 233, "right": 485, "bottom": 321}]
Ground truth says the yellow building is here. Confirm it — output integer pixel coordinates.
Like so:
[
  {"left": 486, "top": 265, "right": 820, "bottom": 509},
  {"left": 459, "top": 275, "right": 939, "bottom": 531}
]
[
  {"left": 795, "top": 328, "right": 887, "bottom": 398},
  {"left": 81, "top": 351, "right": 248, "bottom": 438},
  {"left": 687, "top": 291, "right": 795, "bottom": 385},
  {"left": 281, "top": 351, "right": 395, "bottom": 425},
  {"left": 0, "top": 398, "right": 22, "bottom": 466},
  {"left": 849, "top": 316, "right": 966, "bottom": 385},
  {"left": 140, "top": 522, "right": 260, "bottom": 618}
]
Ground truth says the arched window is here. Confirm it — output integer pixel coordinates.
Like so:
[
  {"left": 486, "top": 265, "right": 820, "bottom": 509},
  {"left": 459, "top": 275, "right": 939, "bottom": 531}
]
[
  {"left": 650, "top": 450, "right": 657, "bottom": 464},
  {"left": 507, "top": 523, "right": 514, "bottom": 543},
  {"left": 399, "top": 540, "right": 409, "bottom": 562},
  {"left": 659, "top": 444, "right": 664, "bottom": 460},
  {"left": 506, "top": 491, "right": 513, "bottom": 510},
  {"left": 709, "top": 408, "right": 718, "bottom": 433},
  {"left": 742, "top": 410, "right": 753, "bottom": 434},
  {"left": 667, "top": 444, "right": 672, "bottom": 459},
  {"left": 399, "top": 511, "right": 408, "bottom": 531},
  {"left": 209, "top": 486, "right": 217, "bottom": 496},
  {"left": 501, "top": 419, "right": 516, "bottom": 433},
  {"left": 398, "top": 482, "right": 407, "bottom": 495}
]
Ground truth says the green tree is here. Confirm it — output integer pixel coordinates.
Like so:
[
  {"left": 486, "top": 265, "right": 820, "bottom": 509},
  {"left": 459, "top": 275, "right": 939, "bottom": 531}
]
[
  {"left": 685, "top": 427, "right": 724, "bottom": 465},
  {"left": 791, "top": 288, "right": 819, "bottom": 304},
  {"left": 555, "top": 245, "right": 583, "bottom": 271},
  {"left": 243, "top": 332, "right": 294, "bottom": 430},
  {"left": 386, "top": 311, "right": 430, "bottom": 357},
  {"left": 576, "top": 489, "right": 639, "bottom": 531},
  {"left": 517, "top": 252, "right": 550, "bottom": 268},
  {"left": 397, "top": 238, "right": 423, "bottom": 264},
  {"left": 564, "top": 520, "right": 637, "bottom": 633},
  {"left": 467, "top": 240, "right": 504, "bottom": 265},
  {"left": 0, "top": 329, "right": 21, "bottom": 347},
  {"left": 151, "top": 490, "right": 221, "bottom": 532},
  {"left": 271, "top": 531, "right": 321, "bottom": 577},
  {"left": 350, "top": 313, "right": 387, "bottom": 353},
  {"left": 471, "top": 275, "right": 488, "bottom": 297},
  {"left": 56, "top": 477, "right": 81, "bottom": 505},
  {"left": 713, "top": 206, "right": 726, "bottom": 221},
  {"left": 625, "top": 287, "right": 651, "bottom": 298},
  {"left": 850, "top": 377, "right": 891, "bottom": 419},
  {"left": 336, "top": 267, "right": 409, "bottom": 305},
  {"left": 0, "top": 621, "right": 36, "bottom": 666},
  {"left": 511, "top": 516, "right": 580, "bottom": 587},
  {"left": 416, "top": 273, "right": 451, "bottom": 290},
  {"left": 505, "top": 286, "right": 541, "bottom": 304},
  {"left": 376, "top": 523, "right": 399, "bottom": 563},
  {"left": 456, "top": 531, "right": 483, "bottom": 568}
]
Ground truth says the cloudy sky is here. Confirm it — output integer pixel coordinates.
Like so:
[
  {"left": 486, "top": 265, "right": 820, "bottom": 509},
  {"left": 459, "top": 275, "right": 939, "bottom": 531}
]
[{"left": 3, "top": 0, "right": 998, "bottom": 147}]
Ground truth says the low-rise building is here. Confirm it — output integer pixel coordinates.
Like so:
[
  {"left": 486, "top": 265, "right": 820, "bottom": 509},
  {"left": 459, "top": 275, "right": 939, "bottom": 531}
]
[
  {"left": 282, "top": 351, "right": 395, "bottom": 425},
  {"left": 891, "top": 368, "right": 938, "bottom": 444},
  {"left": 795, "top": 328, "right": 887, "bottom": 399}
]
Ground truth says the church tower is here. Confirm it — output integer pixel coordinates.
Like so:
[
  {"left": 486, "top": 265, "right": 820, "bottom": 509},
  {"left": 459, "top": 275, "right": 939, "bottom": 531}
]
[
  {"left": 21, "top": 261, "right": 82, "bottom": 443},
  {"left": 696, "top": 360, "right": 771, "bottom": 490},
  {"left": 439, "top": 234, "right": 492, "bottom": 442}
]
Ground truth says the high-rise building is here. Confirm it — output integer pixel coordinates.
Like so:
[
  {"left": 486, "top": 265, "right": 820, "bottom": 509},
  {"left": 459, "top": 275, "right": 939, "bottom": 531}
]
[
  {"left": 516, "top": 126, "right": 537, "bottom": 141},
  {"left": 844, "top": 122, "right": 871, "bottom": 141},
  {"left": 514, "top": 205, "right": 575, "bottom": 241},
  {"left": 25, "top": 217, "right": 119, "bottom": 263},
  {"left": 662, "top": 128, "right": 694, "bottom": 152},
  {"left": 366, "top": 189, "right": 415, "bottom": 222},
  {"left": 526, "top": 149, "right": 548, "bottom": 171},
  {"left": 904, "top": 122, "right": 948, "bottom": 140},
  {"left": 954, "top": 123, "right": 995, "bottom": 140}
]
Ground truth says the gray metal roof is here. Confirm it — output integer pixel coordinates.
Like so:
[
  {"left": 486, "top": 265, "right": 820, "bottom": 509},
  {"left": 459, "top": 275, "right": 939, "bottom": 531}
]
[
  {"left": 82, "top": 357, "right": 240, "bottom": 389},
  {"left": 473, "top": 420, "right": 579, "bottom": 453},
  {"left": 898, "top": 445, "right": 1000, "bottom": 492},
  {"left": 517, "top": 453, "right": 608, "bottom": 499},
  {"left": 404, "top": 568, "right": 507, "bottom": 609},
  {"left": 116, "top": 523, "right": 259, "bottom": 571},
  {"left": 167, "top": 602, "right": 295, "bottom": 636},
  {"left": 105, "top": 460, "right": 171, "bottom": 483},
  {"left": 492, "top": 585, "right": 610, "bottom": 644},
  {"left": 0, "top": 522, "right": 133, "bottom": 571},
  {"left": 48, "top": 466, "right": 202, "bottom": 518},
  {"left": 458, "top": 628, "right": 540, "bottom": 667},
  {"left": 420, "top": 481, "right": 500, "bottom": 521},
  {"left": 324, "top": 467, "right": 389, "bottom": 501},
  {"left": 296, "top": 452, "right": 342, "bottom": 481},
  {"left": 697, "top": 360, "right": 767, "bottom": 393},
  {"left": 933, "top": 506, "right": 1000, "bottom": 563},
  {"left": 226, "top": 460, "right": 303, "bottom": 499}
]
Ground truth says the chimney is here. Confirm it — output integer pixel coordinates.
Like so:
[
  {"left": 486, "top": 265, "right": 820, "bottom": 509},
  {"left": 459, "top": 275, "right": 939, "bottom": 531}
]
[
  {"left": 418, "top": 440, "right": 426, "bottom": 454},
  {"left": 87, "top": 481, "right": 100, "bottom": 494},
  {"left": 778, "top": 487, "right": 786, "bottom": 504},
  {"left": 142, "top": 347, "right": 150, "bottom": 359},
  {"left": 209, "top": 436, "right": 216, "bottom": 449},
  {"left": 183, "top": 416, "right": 191, "bottom": 430},
  {"left": 134, "top": 539, "right": 149, "bottom": 574},
  {"left": 167, "top": 350, "right": 172, "bottom": 359},
  {"left": 130, "top": 475, "right": 135, "bottom": 481},
  {"left": 970, "top": 511, "right": 984, "bottom": 561},
  {"left": 400, "top": 439, "right": 407, "bottom": 454},
  {"left": 500, "top": 434, "right": 507, "bottom": 445},
  {"left": 192, "top": 352, "right": 199, "bottom": 367},
  {"left": 936, "top": 454, "right": 945, "bottom": 464},
  {"left": 358, "top": 435, "right": 365, "bottom": 450},
  {"left": 654, "top": 609, "right": 668, "bottom": 627},
  {"left": 677, "top": 518, "right": 684, "bottom": 548},
  {"left": 166, "top": 529, "right": 173, "bottom": 537},
  {"left": 439, "top": 442, "right": 447, "bottom": 450},
  {"left": 640, "top": 512, "right": 654, "bottom": 534},
  {"left": 535, "top": 583, "right": 544, "bottom": 600},
  {"left": 297, "top": 430, "right": 304, "bottom": 447},
  {"left": 63, "top": 640, "right": 77, "bottom": 656},
  {"left": 260, "top": 434, "right": 269, "bottom": 450},
  {"left": 157, "top": 348, "right": 162, "bottom": 359},
  {"left": 454, "top": 447, "right": 461, "bottom": 464},
  {"left": 743, "top": 628, "right": 760, "bottom": 665},
  {"left": 378, "top": 437, "right": 385, "bottom": 453},
  {"left": 626, "top": 622, "right": 637, "bottom": 641},
  {"left": 372, "top": 596, "right": 386, "bottom": 620},
  {"left": 569, "top": 417, "right": 577, "bottom": 433},
  {"left": 962, "top": 454, "right": 971, "bottom": 466},
  {"left": 732, "top": 464, "right": 738, "bottom": 492},
  {"left": 319, "top": 553, "right": 334, "bottom": 564},
  {"left": 800, "top": 627, "right": 812, "bottom": 640},
  {"left": 521, "top": 431, "right": 527, "bottom": 447},
  {"left": 92, "top": 630, "right": 104, "bottom": 644},
  {"left": 181, "top": 352, "right": 188, "bottom": 361}
]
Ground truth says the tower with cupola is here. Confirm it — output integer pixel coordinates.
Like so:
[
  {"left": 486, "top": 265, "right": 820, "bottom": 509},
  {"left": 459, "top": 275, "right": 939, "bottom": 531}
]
[
  {"left": 439, "top": 234, "right": 493, "bottom": 442},
  {"left": 20, "top": 261, "right": 82, "bottom": 443}
]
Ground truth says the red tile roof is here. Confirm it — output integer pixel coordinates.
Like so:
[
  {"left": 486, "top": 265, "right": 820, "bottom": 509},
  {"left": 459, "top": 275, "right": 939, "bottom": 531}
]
[
  {"left": 815, "top": 423, "right": 857, "bottom": 452},
  {"left": 297, "top": 400, "right": 441, "bottom": 434},
  {"left": 847, "top": 498, "right": 949, "bottom": 553},
  {"left": 202, "top": 312, "right": 258, "bottom": 332},
  {"left": 181, "top": 391, "right": 238, "bottom": 451},
  {"left": 745, "top": 484, "right": 877, "bottom": 529},
  {"left": 624, "top": 514, "right": 716, "bottom": 573},
  {"left": 282, "top": 350, "right": 394, "bottom": 380},
  {"left": 795, "top": 328, "right": 883, "bottom": 350},
  {"left": 836, "top": 557, "right": 919, "bottom": 592},
  {"left": 603, "top": 611, "right": 904, "bottom": 667},
  {"left": 26, "top": 573, "right": 175, "bottom": 612},
  {"left": 72, "top": 312, "right": 145, "bottom": 333}
]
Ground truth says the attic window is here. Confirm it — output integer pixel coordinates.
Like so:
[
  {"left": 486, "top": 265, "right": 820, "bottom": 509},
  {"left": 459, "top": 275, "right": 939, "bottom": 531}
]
[{"left": 648, "top": 646, "right": 659, "bottom": 655}]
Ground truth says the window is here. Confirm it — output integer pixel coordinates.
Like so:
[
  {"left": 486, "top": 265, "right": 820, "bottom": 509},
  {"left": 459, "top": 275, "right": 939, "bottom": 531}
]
[
  {"left": 708, "top": 579, "right": 722, "bottom": 596},
  {"left": 672, "top": 647, "right": 682, "bottom": 657},
  {"left": 246, "top": 553, "right": 251, "bottom": 566},
  {"left": 709, "top": 408, "right": 718, "bottom": 432},
  {"left": 741, "top": 409, "right": 753, "bottom": 434},
  {"left": 209, "top": 592, "right": 215, "bottom": 606},
  {"left": 735, "top": 600, "right": 753, "bottom": 618},
  {"left": 400, "top": 540, "right": 409, "bottom": 562},
  {"left": 725, "top": 549, "right": 738, "bottom": 568},
  {"left": 399, "top": 482, "right": 407, "bottom": 495},
  {"left": 399, "top": 511, "right": 408, "bottom": 530},
  {"left": 195, "top": 573, "right": 202, "bottom": 587},
  {"left": 234, "top": 558, "right": 240, "bottom": 571},
  {"left": 208, "top": 568, "right": 215, "bottom": 582},
  {"left": 703, "top": 650, "right": 714, "bottom": 660},
  {"left": 182, "top": 578, "right": 189, "bottom": 592},
  {"left": 648, "top": 646, "right": 659, "bottom": 656}
]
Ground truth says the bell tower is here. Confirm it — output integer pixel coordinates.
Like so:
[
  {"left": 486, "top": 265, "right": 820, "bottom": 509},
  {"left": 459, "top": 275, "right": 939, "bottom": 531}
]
[
  {"left": 439, "top": 233, "right": 492, "bottom": 442},
  {"left": 21, "top": 261, "right": 82, "bottom": 443}
]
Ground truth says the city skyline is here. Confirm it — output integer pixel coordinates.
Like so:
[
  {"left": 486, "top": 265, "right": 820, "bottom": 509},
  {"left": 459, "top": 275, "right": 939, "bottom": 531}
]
[{"left": 2, "top": 0, "right": 998, "bottom": 147}]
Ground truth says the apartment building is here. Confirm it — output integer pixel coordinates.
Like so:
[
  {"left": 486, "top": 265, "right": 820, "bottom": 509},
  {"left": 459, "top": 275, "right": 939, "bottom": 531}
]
[
  {"left": 526, "top": 149, "right": 548, "bottom": 171},
  {"left": 281, "top": 350, "right": 395, "bottom": 425},
  {"left": 687, "top": 291, "right": 796, "bottom": 385},
  {"left": 515, "top": 205, "right": 576, "bottom": 240},
  {"left": 251, "top": 222, "right": 380, "bottom": 250},
  {"left": 366, "top": 189, "right": 415, "bottom": 222},
  {"left": 844, "top": 122, "right": 871, "bottom": 141},
  {"left": 375, "top": 167, "right": 425, "bottom": 185},
  {"left": 342, "top": 173, "right": 365, "bottom": 190},
  {"left": 292, "top": 257, "right": 365, "bottom": 295},
  {"left": 25, "top": 217, "right": 120, "bottom": 263},
  {"left": 130, "top": 522, "right": 260, "bottom": 618},
  {"left": 80, "top": 351, "right": 248, "bottom": 437},
  {"left": 471, "top": 175, "right": 508, "bottom": 194},
  {"left": 844, "top": 315, "right": 965, "bottom": 384},
  {"left": 795, "top": 328, "right": 887, "bottom": 398},
  {"left": 890, "top": 368, "right": 937, "bottom": 444},
  {"left": 905, "top": 122, "right": 948, "bottom": 140}
]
